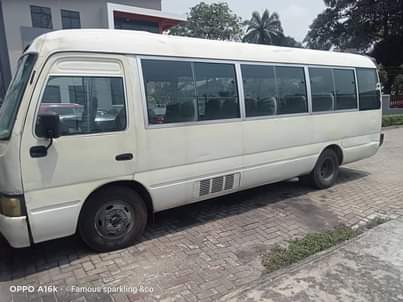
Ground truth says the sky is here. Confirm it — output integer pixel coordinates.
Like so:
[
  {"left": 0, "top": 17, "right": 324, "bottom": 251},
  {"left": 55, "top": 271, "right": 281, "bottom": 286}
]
[{"left": 163, "top": 0, "right": 326, "bottom": 42}]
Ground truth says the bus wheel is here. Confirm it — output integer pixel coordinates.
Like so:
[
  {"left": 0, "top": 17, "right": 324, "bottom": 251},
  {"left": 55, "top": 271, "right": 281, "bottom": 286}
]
[
  {"left": 301, "top": 149, "right": 339, "bottom": 189},
  {"left": 79, "top": 186, "right": 147, "bottom": 252}
]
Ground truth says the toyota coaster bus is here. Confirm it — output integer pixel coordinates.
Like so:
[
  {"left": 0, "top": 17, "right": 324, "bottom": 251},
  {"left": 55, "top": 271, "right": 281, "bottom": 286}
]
[{"left": 0, "top": 30, "right": 383, "bottom": 251}]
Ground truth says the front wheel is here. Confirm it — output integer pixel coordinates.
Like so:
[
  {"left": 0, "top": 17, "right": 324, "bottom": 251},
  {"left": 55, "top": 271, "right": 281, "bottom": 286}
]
[
  {"left": 79, "top": 186, "right": 147, "bottom": 252},
  {"left": 301, "top": 149, "right": 339, "bottom": 189}
]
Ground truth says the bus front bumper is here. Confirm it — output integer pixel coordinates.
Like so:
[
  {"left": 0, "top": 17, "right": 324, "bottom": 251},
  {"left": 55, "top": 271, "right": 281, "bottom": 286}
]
[{"left": 0, "top": 213, "right": 31, "bottom": 248}]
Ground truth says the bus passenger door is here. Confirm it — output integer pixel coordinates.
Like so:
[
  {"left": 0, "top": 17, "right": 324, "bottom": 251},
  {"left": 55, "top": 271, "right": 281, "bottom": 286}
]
[{"left": 20, "top": 54, "right": 137, "bottom": 243}]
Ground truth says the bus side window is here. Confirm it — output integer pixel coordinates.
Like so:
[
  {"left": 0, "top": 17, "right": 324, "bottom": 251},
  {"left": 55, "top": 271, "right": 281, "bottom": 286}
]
[
  {"left": 333, "top": 69, "right": 358, "bottom": 110},
  {"left": 309, "top": 68, "right": 334, "bottom": 112},
  {"left": 141, "top": 59, "right": 239, "bottom": 124},
  {"left": 194, "top": 62, "right": 239, "bottom": 121},
  {"left": 357, "top": 68, "right": 381, "bottom": 110},
  {"left": 142, "top": 60, "right": 195, "bottom": 125},
  {"left": 241, "top": 65, "right": 277, "bottom": 117},
  {"left": 275, "top": 66, "right": 308, "bottom": 115},
  {"left": 36, "top": 76, "right": 126, "bottom": 137}
]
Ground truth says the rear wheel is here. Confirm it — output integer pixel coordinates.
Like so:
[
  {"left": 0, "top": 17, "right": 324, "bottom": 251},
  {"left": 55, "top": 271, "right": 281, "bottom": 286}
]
[
  {"left": 79, "top": 186, "right": 147, "bottom": 252},
  {"left": 301, "top": 149, "right": 339, "bottom": 189}
]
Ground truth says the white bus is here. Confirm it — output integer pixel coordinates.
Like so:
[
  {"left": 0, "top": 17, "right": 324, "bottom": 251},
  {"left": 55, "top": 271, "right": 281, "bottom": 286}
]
[{"left": 0, "top": 30, "right": 383, "bottom": 251}]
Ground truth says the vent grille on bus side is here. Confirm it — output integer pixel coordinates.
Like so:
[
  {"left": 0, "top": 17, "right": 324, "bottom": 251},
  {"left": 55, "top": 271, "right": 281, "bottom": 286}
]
[
  {"left": 198, "top": 174, "right": 236, "bottom": 197},
  {"left": 224, "top": 174, "right": 235, "bottom": 190},
  {"left": 199, "top": 179, "right": 211, "bottom": 196},
  {"left": 212, "top": 177, "right": 224, "bottom": 193}
]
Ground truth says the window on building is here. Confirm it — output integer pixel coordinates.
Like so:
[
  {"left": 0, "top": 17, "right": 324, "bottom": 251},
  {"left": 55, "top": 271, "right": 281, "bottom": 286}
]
[
  {"left": 309, "top": 68, "right": 335, "bottom": 112},
  {"left": 142, "top": 59, "right": 239, "bottom": 124},
  {"left": 31, "top": 6, "right": 52, "bottom": 29},
  {"left": 241, "top": 65, "right": 277, "bottom": 117},
  {"left": 333, "top": 69, "right": 357, "bottom": 110},
  {"left": 276, "top": 66, "right": 308, "bottom": 115},
  {"left": 194, "top": 62, "right": 239, "bottom": 121},
  {"left": 357, "top": 68, "right": 380, "bottom": 110},
  {"left": 61, "top": 10, "right": 81, "bottom": 29},
  {"left": 114, "top": 17, "right": 159, "bottom": 33},
  {"left": 36, "top": 76, "right": 126, "bottom": 136}
]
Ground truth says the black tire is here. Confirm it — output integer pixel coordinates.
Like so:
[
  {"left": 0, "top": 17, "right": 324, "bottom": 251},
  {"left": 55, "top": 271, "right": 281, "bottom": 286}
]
[
  {"left": 300, "top": 149, "right": 339, "bottom": 189},
  {"left": 79, "top": 186, "right": 147, "bottom": 252}
]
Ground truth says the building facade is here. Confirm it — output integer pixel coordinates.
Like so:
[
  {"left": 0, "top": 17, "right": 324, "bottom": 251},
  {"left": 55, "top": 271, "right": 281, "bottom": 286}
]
[{"left": 0, "top": 0, "right": 184, "bottom": 101}]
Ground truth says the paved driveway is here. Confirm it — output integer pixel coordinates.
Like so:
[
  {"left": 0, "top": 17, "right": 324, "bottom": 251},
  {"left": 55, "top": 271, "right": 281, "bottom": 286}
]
[{"left": 1, "top": 128, "right": 402, "bottom": 302}]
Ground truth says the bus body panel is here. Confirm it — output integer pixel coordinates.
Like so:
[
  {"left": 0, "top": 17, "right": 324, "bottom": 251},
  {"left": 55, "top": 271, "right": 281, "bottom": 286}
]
[{"left": 0, "top": 30, "right": 383, "bottom": 248}]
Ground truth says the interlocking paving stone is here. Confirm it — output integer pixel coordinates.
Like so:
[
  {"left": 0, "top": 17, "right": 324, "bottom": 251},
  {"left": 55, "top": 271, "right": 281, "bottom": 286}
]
[{"left": 1, "top": 127, "right": 402, "bottom": 301}]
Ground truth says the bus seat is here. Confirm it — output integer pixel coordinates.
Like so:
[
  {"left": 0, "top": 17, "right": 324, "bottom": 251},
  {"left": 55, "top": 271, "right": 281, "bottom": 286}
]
[
  {"left": 280, "top": 96, "right": 307, "bottom": 114},
  {"left": 222, "top": 99, "right": 238, "bottom": 117},
  {"left": 205, "top": 99, "right": 221, "bottom": 120},
  {"left": 312, "top": 93, "right": 334, "bottom": 112},
  {"left": 181, "top": 101, "right": 196, "bottom": 122},
  {"left": 258, "top": 97, "right": 277, "bottom": 115},
  {"left": 166, "top": 103, "right": 181, "bottom": 123},
  {"left": 245, "top": 98, "right": 257, "bottom": 116}
]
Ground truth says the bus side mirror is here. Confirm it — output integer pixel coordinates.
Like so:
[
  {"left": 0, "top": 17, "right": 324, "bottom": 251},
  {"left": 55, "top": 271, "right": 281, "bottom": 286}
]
[{"left": 37, "top": 113, "right": 61, "bottom": 139}]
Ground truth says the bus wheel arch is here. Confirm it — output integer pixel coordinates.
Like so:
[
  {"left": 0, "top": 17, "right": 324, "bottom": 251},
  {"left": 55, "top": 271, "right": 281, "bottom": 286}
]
[
  {"left": 301, "top": 144, "right": 343, "bottom": 189},
  {"left": 77, "top": 180, "right": 154, "bottom": 251},
  {"left": 324, "top": 144, "right": 343, "bottom": 166}
]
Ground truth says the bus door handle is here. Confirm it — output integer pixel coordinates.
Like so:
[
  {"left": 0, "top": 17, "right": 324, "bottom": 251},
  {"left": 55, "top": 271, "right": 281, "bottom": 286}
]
[
  {"left": 115, "top": 153, "right": 134, "bottom": 161},
  {"left": 30, "top": 146, "right": 48, "bottom": 158}
]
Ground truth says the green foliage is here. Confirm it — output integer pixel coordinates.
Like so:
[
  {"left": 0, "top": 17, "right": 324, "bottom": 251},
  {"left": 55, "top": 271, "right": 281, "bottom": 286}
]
[
  {"left": 305, "top": 0, "right": 403, "bottom": 92},
  {"left": 392, "top": 74, "right": 403, "bottom": 96},
  {"left": 263, "top": 218, "right": 391, "bottom": 272},
  {"left": 383, "top": 115, "right": 403, "bottom": 127},
  {"left": 305, "top": 0, "right": 403, "bottom": 52},
  {"left": 262, "top": 227, "right": 356, "bottom": 272},
  {"left": 377, "top": 65, "right": 389, "bottom": 90},
  {"left": 278, "top": 36, "right": 303, "bottom": 48},
  {"left": 242, "top": 10, "right": 283, "bottom": 45},
  {"left": 169, "top": 3, "right": 301, "bottom": 48},
  {"left": 168, "top": 2, "right": 243, "bottom": 41}
]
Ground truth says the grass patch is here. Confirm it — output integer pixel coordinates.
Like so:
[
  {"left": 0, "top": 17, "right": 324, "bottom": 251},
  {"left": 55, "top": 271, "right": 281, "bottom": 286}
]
[
  {"left": 383, "top": 114, "right": 403, "bottom": 127},
  {"left": 262, "top": 218, "right": 390, "bottom": 273}
]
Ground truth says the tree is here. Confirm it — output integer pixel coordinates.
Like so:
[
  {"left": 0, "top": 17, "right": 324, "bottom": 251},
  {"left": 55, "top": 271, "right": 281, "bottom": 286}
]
[
  {"left": 169, "top": 2, "right": 243, "bottom": 41},
  {"left": 392, "top": 74, "right": 403, "bottom": 95},
  {"left": 304, "top": 0, "right": 403, "bottom": 92},
  {"left": 242, "top": 10, "right": 284, "bottom": 45},
  {"left": 377, "top": 64, "right": 389, "bottom": 91},
  {"left": 277, "top": 35, "right": 303, "bottom": 48}
]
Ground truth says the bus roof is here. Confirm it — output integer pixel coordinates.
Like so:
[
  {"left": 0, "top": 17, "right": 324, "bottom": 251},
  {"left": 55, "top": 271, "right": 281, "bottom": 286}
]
[{"left": 28, "top": 29, "right": 376, "bottom": 69}]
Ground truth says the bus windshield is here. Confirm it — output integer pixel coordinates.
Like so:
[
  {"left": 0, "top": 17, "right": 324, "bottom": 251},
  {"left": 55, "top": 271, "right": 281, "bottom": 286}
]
[{"left": 0, "top": 54, "right": 36, "bottom": 140}]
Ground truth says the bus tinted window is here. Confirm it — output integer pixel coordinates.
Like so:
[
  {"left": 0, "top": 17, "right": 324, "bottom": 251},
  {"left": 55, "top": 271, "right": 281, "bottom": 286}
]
[
  {"left": 142, "top": 60, "right": 196, "bottom": 124},
  {"left": 36, "top": 76, "right": 126, "bottom": 136},
  {"left": 333, "top": 69, "right": 357, "bottom": 110},
  {"left": 241, "top": 65, "right": 277, "bottom": 117},
  {"left": 194, "top": 62, "right": 239, "bottom": 120},
  {"left": 309, "top": 68, "right": 334, "bottom": 112},
  {"left": 142, "top": 60, "right": 239, "bottom": 124},
  {"left": 276, "top": 66, "right": 308, "bottom": 115},
  {"left": 357, "top": 68, "right": 380, "bottom": 110}
]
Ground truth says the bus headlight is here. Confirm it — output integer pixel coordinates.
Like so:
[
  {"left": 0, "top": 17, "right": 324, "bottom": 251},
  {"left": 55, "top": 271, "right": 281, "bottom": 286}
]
[{"left": 0, "top": 196, "right": 23, "bottom": 217}]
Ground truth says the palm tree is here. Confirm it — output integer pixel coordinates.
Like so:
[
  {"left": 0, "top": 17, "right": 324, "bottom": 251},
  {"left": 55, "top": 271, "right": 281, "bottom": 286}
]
[{"left": 243, "top": 10, "right": 284, "bottom": 45}]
